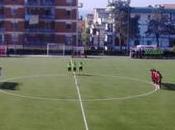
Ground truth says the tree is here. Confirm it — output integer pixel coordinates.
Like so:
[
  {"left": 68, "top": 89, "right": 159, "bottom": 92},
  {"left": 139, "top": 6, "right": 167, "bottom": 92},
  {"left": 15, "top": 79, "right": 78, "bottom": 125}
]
[
  {"left": 82, "top": 28, "right": 90, "bottom": 46},
  {"left": 129, "top": 15, "right": 140, "bottom": 45},
  {"left": 107, "top": 0, "right": 130, "bottom": 51},
  {"left": 146, "top": 5, "right": 168, "bottom": 47}
]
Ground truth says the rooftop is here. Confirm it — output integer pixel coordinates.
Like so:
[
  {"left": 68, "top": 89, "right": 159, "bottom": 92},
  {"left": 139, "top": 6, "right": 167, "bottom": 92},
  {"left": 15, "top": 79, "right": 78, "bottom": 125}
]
[{"left": 163, "top": 4, "right": 175, "bottom": 9}]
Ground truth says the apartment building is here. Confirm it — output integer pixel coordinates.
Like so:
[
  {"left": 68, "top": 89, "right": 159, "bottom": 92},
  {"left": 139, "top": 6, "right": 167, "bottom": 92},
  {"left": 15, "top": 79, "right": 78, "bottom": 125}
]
[
  {"left": 130, "top": 7, "right": 175, "bottom": 48},
  {"left": 105, "top": 6, "right": 175, "bottom": 49},
  {"left": 0, "top": 0, "right": 78, "bottom": 49},
  {"left": 84, "top": 13, "right": 93, "bottom": 29},
  {"left": 88, "top": 8, "right": 109, "bottom": 48}
]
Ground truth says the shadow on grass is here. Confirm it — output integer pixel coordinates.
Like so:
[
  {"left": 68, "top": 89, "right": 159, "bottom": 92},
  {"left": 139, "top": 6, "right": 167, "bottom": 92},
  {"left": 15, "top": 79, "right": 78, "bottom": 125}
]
[
  {"left": 85, "top": 56, "right": 104, "bottom": 59},
  {"left": 0, "top": 82, "right": 20, "bottom": 90},
  {"left": 76, "top": 73, "right": 95, "bottom": 77},
  {"left": 162, "top": 83, "right": 175, "bottom": 91}
]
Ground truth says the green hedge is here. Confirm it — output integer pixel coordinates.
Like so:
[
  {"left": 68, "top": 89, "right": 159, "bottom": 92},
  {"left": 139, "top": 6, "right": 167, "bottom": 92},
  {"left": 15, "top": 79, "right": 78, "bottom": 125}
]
[{"left": 144, "top": 49, "right": 164, "bottom": 55}]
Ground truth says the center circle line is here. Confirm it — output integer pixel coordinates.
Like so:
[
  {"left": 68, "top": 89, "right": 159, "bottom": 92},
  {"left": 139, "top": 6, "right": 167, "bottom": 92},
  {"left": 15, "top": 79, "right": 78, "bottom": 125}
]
[{"left": 0, "top": 73, "right": 158, "bottom": 102}]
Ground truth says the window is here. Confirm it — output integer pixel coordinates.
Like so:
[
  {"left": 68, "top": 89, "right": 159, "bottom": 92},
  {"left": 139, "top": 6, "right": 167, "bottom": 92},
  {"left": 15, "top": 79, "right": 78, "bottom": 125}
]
[
  {"left": 147, "top": 40, "right": 152, "bottom": 45},
  {"left": 12, "top": 33, "right": 18, "bottom": 42},
  {"left": 12, "top": 21, "right": 18, "bottom": 30},
  {"left": 44, "top": 8, "right": 52, "bottom": 15},
  {"left": 11, "top": 7, "right": 17, "bottom": 16},
  {"left": 26, "top": 0, "right": 38, "bottom": 5},
  {"left": 12, "top": 0, "right": 17, "bottom": 3},
  {"left": 148, "top": 15, "right": 151, "bottom": 20},
  {"left": 41, "top": 0, "right": 54, "bottom": 5},
  {"left": 66, "top": 10, "right": 71, "bottom": 17},
  {"left": 0, "top": 34, "right": 4, "bottom": 42},
  {"left": 66, "top": 0, "right": 73, "bottom": 5},
  {"left": 0, "top": 8, "right": 4, "bottom": 15},
  {"left": 65, "top": 23, "right": 72, "bottom": 29},
  {"left": 65, "top": 35, "right": 72, "bottom": 45},
  {"left": 0, "top": 22, "right": 3, "bottom": 31}
]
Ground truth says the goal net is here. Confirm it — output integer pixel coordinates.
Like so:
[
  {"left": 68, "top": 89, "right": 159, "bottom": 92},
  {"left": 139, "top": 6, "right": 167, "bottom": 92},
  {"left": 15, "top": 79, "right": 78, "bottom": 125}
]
[
  {"left": 47, "top": 43, "right": 86, "bottom": 57},
  {"left": 72, "top": 46, "right": 85, "bottom": 58},
  {"left": 47, "top": 43, "right": 66, "bottom": 56}
]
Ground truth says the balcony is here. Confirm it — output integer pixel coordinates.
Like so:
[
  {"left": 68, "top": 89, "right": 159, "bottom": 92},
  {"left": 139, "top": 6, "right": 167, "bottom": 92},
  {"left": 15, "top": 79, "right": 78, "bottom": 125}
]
[
  {"left": 0, "top": 15, "right": 4, "bottom": 19},
  {"left": 0, "top": 21, "right": 4, "bottom": 32},
  {"left": 39, "top": 15, "right": 55, "bottom": 19},
  {"left": 25, "top": 28, "right": 55, "bottom": 33},
  {"left": 25, "top": 0, "right": 55, "bottom": 7},
  {"left": 25, "top": 14, "right": 55, "bottom": 21},
  {"left": 40, "top": 0, "right": 55, "bottom": 6},
  {"left": 0, "top": 28, "right": 4, "bottom": 32},
  {"left": 25, "top": 34, "right": 55, "bottom": 45},
  {"left": 0, "top": 1, "right": 4, "bottom": 6},
  {"left": 25, "top": 7, "right": 55, "bottom": 20},
  {"left": 0, "top": 7, "right": 4, "bottom": 18},
  {"left": 25, "top": 0, "right": 39, "bottom": 6}
]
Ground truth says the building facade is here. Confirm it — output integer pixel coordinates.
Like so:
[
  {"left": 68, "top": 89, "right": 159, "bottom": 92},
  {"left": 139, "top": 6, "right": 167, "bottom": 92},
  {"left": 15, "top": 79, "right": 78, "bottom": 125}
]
[
  {"left": 84, "top": 13, "right": 93, "bottom": 29},
  {"left": 130, "top": 7, "right": 175, "bottom": 48},
  {"left": 0, "top": 0, "right": 78, "bottom": 49},
  {"left": 105, "top": 6, "right": 175, "bottom": 50},
  {"left": 88, "top": 8, "right": 109, "bottom": 48},
  {"left": 85, "top": 5, "right": 175, "bottom": 51}
]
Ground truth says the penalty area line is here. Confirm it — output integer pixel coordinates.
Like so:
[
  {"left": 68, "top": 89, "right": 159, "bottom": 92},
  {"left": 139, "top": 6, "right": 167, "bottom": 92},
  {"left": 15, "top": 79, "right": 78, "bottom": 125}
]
[{"left": 70, "top": 59, "right": 89, "bottom": 130}]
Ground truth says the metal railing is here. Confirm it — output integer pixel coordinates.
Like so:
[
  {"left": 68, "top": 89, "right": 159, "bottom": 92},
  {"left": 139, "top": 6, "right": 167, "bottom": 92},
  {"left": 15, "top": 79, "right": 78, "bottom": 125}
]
[
  {"left": 25, "top": 28, "right": 55, "bottom": 33},
  {"left": 0, "top": 28, "right": 4, "bottom": 32},
  {"left": 0, "top": 1, "right": 4, "bottom": 6},
  {"left": 25, "top": 0, "right": 55, "bottom": 6}
]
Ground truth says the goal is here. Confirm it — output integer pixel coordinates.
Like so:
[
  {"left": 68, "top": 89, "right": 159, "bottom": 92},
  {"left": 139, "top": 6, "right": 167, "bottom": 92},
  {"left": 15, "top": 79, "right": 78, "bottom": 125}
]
[
  {"left": 72, "top": 46, "right": 86, "bottom": 58},
  {"left": 47, "top": 43, "right": 86, "bottom": 57},
  {"left": 47, "top": 43, "right": 66, "bottom": 56}
]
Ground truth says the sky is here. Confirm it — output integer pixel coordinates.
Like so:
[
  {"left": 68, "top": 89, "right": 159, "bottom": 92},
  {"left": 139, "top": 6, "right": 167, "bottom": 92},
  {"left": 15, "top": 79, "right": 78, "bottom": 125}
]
[{"left": 79, "top": 0, "right": 175, "bottom": 10}]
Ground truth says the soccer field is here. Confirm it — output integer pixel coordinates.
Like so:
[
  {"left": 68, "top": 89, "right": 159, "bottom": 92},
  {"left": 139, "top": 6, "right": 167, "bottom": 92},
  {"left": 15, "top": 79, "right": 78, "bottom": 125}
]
[{"left": 0, "top": 56, "right": 175, "bottom": 130}]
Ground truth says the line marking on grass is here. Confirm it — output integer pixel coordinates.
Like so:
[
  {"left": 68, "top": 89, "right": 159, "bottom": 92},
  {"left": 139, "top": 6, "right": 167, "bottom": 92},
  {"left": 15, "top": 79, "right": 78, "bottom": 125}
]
[
  {"left": 71, "top": 59, "right": 89, "bottom": 130},
  {"left": 0, "top": 73, "right": 158, "bottom": 102}
]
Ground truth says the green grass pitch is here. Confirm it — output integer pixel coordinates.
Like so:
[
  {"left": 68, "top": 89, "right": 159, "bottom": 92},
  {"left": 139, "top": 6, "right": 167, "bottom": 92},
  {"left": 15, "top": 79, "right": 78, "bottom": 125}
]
[{"left": 0, "top": 56, "right": 175, "bottom": 130}]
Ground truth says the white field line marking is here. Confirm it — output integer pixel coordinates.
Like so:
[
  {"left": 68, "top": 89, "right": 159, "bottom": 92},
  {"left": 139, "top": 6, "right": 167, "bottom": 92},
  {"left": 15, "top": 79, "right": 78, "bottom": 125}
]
[
  {"left": 71, "top": 59, "right": 89, "bottom": 130},
  {"left": 0, "top": 74, "right": 66, "bottom": 82},
  {"left": 84, "top": 88, "right": 157, "bottom": 101},
  {"left": 0, "top": 89, "right": 77, "bottom": 101},
  {"left": 0, "top": 73, "right": 158, "bottom": 102}
]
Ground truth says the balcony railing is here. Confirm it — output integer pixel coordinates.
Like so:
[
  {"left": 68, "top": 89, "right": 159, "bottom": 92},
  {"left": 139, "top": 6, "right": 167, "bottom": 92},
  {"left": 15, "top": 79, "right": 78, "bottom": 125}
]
[
  {"left": 25, "top": 14, "right": 55, "bottom": 22},
  {"left": 25, "top": 28, "right": 55, "bottom": 33},
  {"left": 25, "top": 39, "right": 55, "bottom": 45},
  {"left": 25, "top": 0, "right": 55, "bottom": 6},
  {"left": 39, "top": 15, "right": 55, "bottom": 19},
  {"left": 0, "top": 28, "right": 4, "bottom": 32},
  {"left": 0, "top": 15, "right": 4, "bottom": 19},
  {"left": 40, "top": 1, "right": 55, "bottom": 6},
  {"left": 26, "top": 2, "right": 39, "bottom": 6},
  {"left": 0, "top": 1, "right": 4, "bottom": 6}
]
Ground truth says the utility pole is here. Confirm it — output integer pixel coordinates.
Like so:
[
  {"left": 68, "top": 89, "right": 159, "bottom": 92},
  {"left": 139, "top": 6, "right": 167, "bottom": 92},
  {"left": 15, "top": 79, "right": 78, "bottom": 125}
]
[
  {"left": 75, "top": 1, "right": 83, "bottom": 56},
  {"left": 12, "top": 5, "right": 17, "bottom": 55},
  {"left": 127, "top": 0, "right": 131, "bottom": 54},
  {"left": 76, "top": 0, "right": 78, "bottom": 56}
]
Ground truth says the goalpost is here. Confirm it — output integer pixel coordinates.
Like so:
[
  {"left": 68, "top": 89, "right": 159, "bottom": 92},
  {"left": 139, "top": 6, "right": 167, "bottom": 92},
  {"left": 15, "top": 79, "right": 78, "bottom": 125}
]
[
  {"left": 47, "top": 43, "right": 86, "bottom": 57},
  {"left": 72, "top": 46, "right": 85, "bottom": 58},
  {"left": 47, "top": 43, "right": 66, "bottom": 56}
]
